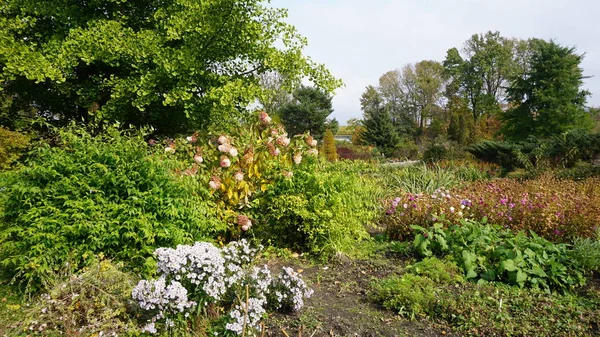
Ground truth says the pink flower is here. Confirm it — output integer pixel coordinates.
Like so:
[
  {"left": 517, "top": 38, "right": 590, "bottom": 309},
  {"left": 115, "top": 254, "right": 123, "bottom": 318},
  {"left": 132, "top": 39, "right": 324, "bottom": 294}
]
[
  {"left": 220, "top": 156, "right": 231, "bottom": 168},
  {"left": 277, "top": 136, "right": 290, "bottom": 147},
  {"left": 268, "top": 143, "right": 280, "bottom": 156},
  {"left": 218, "top": 143, "right": 231, "bottom": 153},
  {"left": 259, "top": 111, "right": 271, "bottom": 125},
  {"left": 229, "top": 147, "right": 239, "bottom": 157},
  {"left": 209, "top": 176, "right": 221, "bottom": 190},
  {"left": 283, "top": 171, "right": 294, "bottom": 178},
  {"left": 237, "top": 215, "right": 252, "bottom": 230},
  {"left": 194, "top": 154, "right": 203, "bottom": 164},
  {"left": 305, "top": 135, "right": 315, "bottom": 147},
  {"left": 217, "top": 135, "right": 228, "bottom": 145},
  {"left": 293, "top": 153, "right": 303, "bottom": 165},
  {"left": 234, "top": 171, "right": 244, "bottom": 181}
]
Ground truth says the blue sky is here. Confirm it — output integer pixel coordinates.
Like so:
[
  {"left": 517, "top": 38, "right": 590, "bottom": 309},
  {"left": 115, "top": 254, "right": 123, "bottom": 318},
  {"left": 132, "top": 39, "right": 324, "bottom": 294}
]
[{"left": 270, "top": 0, "right": 600, "bottom": 124}]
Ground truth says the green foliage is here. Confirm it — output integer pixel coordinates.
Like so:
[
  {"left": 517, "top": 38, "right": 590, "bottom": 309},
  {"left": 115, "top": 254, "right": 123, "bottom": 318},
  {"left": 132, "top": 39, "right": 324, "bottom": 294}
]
[
  {"left": 322, "top": 129, "right": 338, "bottom": 162},
  {"left": 371, "top": 255, "right": 600, "bottom": 336},
  {"left": 439, "top": 283, "right": 600, "bottom": 337},
  {"left": 0, "top": 0, "right": 341, "bottom": 134},
  {"left": 570, "top": 229, "right": 600, "bottom": 274},
  {"left": 502, "top": 39, "right": 592, "bottom": 141},
  {"left": 6, "top": 260, "right": 140, "bottom": 336},
  {"left": 369, "top": 258, "right": 463, "bottom": 319},
  {"left": 0, "top": 126, "right": 223, "bottom": 292},
  {"left": 255, "top": 161, "right": 378, "bottom": 258},
  {"left": 412, "top": 219, "right": 587, "bottom": 293},
  {"left": 383, "top": 164, "right": 460, "bottom": 195},
  {"left": 444, "top": 31, "right": 519, "bottom": 123},
  {"left": 280, "top": 85, "right": 336, "bottom": 140},
  {"left": 369, "top": 273, "right": 436, "bottom": 320},
  {"left": 0, "top": 127, "right": 30, "bottom": 170},
  {"left": 407, "top": 257, "right": 465, "bottom": 284},
  {"left": 360, "top": 86, "right": 401, "bottom": 157}
]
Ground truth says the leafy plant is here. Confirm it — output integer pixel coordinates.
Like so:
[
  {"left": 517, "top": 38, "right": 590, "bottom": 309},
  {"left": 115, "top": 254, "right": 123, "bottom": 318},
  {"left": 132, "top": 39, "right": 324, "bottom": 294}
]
[
  {"left": 0, "top": 125, "right": 223, "bottom": 292},
  {"left": 254, "top": 160, "right": 378, "bottom": 258},
  {"left": 411, "top": 219, "right": 587, "bottom": 293}
]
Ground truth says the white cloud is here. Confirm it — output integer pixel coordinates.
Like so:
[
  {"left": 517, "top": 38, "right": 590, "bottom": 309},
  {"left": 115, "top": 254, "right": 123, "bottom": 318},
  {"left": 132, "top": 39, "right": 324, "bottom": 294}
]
[{"left": 271, "top": 0, "right": 600, "bottom": 124}]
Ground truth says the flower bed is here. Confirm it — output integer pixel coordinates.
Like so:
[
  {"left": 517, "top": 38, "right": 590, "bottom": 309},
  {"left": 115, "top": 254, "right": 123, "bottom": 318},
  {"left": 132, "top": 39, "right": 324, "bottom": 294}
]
[{"left": 383, "top": 174, "right": 600, "bottom": 241}]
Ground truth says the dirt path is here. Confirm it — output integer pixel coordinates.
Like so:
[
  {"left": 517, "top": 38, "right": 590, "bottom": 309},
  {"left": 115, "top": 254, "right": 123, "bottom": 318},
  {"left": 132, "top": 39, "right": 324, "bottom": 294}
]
[{"left": 264, "top": 256, "right": 454, "bottom": 337}]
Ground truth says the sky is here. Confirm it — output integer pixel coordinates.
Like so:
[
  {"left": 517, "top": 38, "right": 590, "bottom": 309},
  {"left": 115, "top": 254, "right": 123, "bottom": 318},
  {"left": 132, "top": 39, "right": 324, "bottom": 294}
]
[{"left": 270, "top": 0, "right": 600, "bottom": 125}]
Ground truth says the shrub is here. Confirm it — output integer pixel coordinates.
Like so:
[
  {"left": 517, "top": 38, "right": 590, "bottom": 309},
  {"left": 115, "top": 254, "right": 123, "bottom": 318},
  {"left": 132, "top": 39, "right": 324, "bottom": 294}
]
[
  {"left": 369, "top": 273, "right": 437, "bottom": 319},
  {"left": 369, "top": 258, "right": 462, "bottom": 319},
  {"left": 0, "top": 127, "right": 30, "bottom": 170},
  {"left": 322, "top": 129, "right": 338, "bottom": 161},
  {"left": 254, "top": 161, "right": 377, "bottom": 258},
  {"left": 0, "top": 126, "right": 223, "bottom": 292},
  {"left": 7, "top": 260, "right": 140, "bottom": 336},
  {"left": 383, "top": 175, "right": 600, "bottom": 242},
  {"left": 164, "top": 111, "right": 319, "bottom": 237}
]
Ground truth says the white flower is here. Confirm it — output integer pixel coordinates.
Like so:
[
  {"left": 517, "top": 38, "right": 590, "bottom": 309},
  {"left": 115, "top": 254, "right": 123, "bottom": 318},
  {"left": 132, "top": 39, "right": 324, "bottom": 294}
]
[
  {"left": 234, "top": 171, "right": 244, "bottom": 182},
  {"left": 229, "top": 147, "right": 239, "bottom": 157},
  {"left": 307, "top": 148, "right": 318, "bottom": 156},
  {"left": 194, "top": 155, "right": 203, "bottom": 164},
  {"left": 165, "top": 147, "right": 175, "bottom": 153},
  {"left": 310, "top": 140, "right": 317, "bottom": 147},
  {"left": 293, "top": 153, "right": 302, "bottom": 165},
  {"left": 450, "top": 206, "right": 455, "bottom": 213}
]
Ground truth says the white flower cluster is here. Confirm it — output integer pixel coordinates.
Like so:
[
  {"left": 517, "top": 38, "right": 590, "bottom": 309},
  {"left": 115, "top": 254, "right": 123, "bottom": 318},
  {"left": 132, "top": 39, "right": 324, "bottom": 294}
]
[
  {"left": 155, "top": 242, "right": 227, "bottom": 302},
  {"left": 225, "top": 297, "right": 267, "bottom": 335},
  {"left": 270, "top": 267, "right": 313, "bottom": 312},
  {"left": 131, "top": 277, "right": 196, "bottom": 333},
  {"left": 133, "top": 240, "right": 311, "bottom": 336}
]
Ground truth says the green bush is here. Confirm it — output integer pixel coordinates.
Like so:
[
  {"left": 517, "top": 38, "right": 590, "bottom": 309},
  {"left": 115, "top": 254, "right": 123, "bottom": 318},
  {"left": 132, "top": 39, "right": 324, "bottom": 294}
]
[
  {"left": 369, "top": 273, "right": 437, "bottom": 319},
  {"left": 369, "top": 258, "right": 462, "bottom": 319},
  {"left": 0, "top": 126, "right": 223, "bottom": 292},
  {"left": 254, "top": 161, "right": 378, "bottom": 258},
  {"left": 0, "top": 127, "right": 30, "bottom": 170}
]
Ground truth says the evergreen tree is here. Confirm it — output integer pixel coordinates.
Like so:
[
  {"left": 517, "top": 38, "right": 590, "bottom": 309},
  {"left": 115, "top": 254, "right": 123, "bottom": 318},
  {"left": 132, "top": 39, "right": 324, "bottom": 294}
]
[
  {"left": 360, "top": 86, "right": 400, "bottom": 157},
  {"left": 322, "top": 129, "right": 338, "bottom": 161},
  {"left": 502, "top": 39, "right": 592, "bottom": 141},
  {"left": 279, "top": 85, "right": 335, "bottom": 140}
]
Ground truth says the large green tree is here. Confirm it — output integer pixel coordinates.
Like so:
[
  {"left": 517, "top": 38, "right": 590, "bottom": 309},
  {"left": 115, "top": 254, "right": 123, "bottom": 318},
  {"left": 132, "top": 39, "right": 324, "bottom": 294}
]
[
  {"left": 502, "top": 39, "right": 592, "bottom": 140},
  {"left": 279, "top": 85, "right": 337, "bottom": 140},
  {"left": 444, "top": 31, "right": 520, "bottom": 123},
  {"left": 0, "top": 0, "right": 341, "bottom": 134},
  {"left": 360, "top": 86, "right": 400, "bottom": 157}
]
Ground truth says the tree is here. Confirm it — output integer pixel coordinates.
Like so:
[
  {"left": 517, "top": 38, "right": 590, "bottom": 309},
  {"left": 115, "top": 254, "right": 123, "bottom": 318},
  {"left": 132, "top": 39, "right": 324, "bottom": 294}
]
[
  {"left": 322, "top": 129, "right": 338, "bottom": 161},
  {"left": 501, "top": 39, "right": 592, "bottom": 140},
  {"left": 400, "top": 61, "right": 447, "bottom": 137},
  {"left": 279, "top": 85, "right": 335, "bottom": 140},
  {"left": 0, "top": 0, "right": 341, "bottom": 135},
  {"left": 444, "top": 31, "right": 520, "bottom": 124},
  {"left": 256, "top": 71, "right": 292, "bottom": 117},
  {"left": 360, "top": 86, "right": 400, "bottom": 157}
]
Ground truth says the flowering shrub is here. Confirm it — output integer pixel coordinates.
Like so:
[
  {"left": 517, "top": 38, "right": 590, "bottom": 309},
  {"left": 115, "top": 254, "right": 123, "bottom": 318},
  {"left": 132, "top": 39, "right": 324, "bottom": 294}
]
[
  {"left": 160, "top": 111, "right": 319, "bottom": 237},
  {"left": 132, "top": 239, "right": 312, "bottom": 336},
  {"left": 383, "top": 174, "right": 600, "bottom": 242}
]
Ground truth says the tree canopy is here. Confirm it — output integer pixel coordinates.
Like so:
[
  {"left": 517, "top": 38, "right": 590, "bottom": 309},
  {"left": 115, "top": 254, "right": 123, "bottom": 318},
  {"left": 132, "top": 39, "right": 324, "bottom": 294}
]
[
  {"left": 279, "top": 85, "right": 337, "bottom": 140},
  {"left": 0, "top": 0, "right": 341, "bottom": 134},
  {"left": 360, "top": 85, "right": 400, "bottom": 157},
  {"left": 501, "top": 39, "right": 592, "bottom": 140}
]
